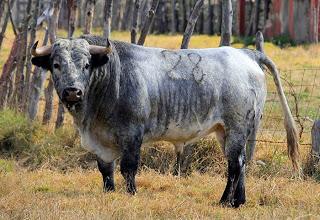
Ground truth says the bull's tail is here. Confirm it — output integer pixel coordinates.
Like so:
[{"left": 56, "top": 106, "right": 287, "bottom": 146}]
[{"left": 255, "top": 31, "right": 300, "bottom": 171}]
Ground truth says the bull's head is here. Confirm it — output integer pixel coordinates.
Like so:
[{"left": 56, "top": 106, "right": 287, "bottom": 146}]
[{"left": 31, "top": 38, "right": 112, "bottom": 111}]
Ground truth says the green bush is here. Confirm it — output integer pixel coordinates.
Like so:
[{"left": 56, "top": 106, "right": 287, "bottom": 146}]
[
  {"left": 271, "top": 35, "right": 296, "bottom": 48},
  {"left": 0, "top": 109, "right": 37, "bottom": 154}
]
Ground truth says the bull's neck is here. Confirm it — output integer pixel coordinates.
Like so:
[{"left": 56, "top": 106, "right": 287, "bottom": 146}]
[{"left": 80, "top": 50, "right": 121, "bottom": 130}]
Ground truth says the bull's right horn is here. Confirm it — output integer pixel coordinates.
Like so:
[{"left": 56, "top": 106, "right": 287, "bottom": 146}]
[
  {"left": 31, "top": 41, "right": 52, "bottom": 56},
  {"left": 89, "top": 44, "right": 112, "bottom": 55}
]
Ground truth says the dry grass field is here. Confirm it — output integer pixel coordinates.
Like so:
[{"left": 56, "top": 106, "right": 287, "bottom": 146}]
[{"left": 0, "top": 26, "right": 320, "bottom": 219}]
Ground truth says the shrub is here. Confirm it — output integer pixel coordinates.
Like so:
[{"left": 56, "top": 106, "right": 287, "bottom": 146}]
[{"left": 0, "top": 109, "right": 37, "bottom": 155}]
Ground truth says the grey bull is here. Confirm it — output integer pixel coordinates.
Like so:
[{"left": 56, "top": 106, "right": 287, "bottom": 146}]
[{"left": 31, "top": 35, "right": 299, "bottom": 207}]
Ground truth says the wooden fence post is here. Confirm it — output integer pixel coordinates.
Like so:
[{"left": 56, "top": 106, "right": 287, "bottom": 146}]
[{"left": 311, "top": 120, "right": 320, "bottom": 161}]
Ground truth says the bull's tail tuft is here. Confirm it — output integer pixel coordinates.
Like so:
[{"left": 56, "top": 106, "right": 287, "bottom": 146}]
[
  {"left": 254, "top": 32, "right": 300, "bottom": 171},
  {"left": 262, "top": 57, "right": 300, "bottom": 170}
]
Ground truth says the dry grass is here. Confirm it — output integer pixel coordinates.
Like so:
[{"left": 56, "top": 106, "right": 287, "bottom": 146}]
[
  {"left": 0, "top": 168, "right": 319, "bottom": 219},
  {"left": 1, "top": 27, "right": 320, "bottom": 219}
]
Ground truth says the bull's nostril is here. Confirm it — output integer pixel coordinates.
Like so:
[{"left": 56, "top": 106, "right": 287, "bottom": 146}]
[{"left": 76, "top": 90, "right": 82, "bottom": 96}]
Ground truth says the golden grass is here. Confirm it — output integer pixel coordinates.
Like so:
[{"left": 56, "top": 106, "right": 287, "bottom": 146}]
[
  {"left": 0, "top": 168, "right": 319, "bottom": 219},
  {"left": 1, "top": 27, "right": 320, "bottom": 219}
]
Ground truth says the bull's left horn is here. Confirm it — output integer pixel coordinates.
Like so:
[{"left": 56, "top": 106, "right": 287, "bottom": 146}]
[
  {"left": 89, "top": 45, "right": 112, "bottom": 55},
  {"left": 31, "top": 41, "right": 52, "bottom": 56}
]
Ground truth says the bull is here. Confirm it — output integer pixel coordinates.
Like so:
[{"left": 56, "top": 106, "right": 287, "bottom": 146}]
[{"left": 31, "top": 35, "right": 299, "bottom": 207}]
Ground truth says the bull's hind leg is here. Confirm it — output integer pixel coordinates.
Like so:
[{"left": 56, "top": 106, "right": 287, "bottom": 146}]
[
  {"left": 220, "top": 131, "right": 246, "bottom": 208},
  {"left": 97, "top": 158, "right": 115, "bottom": 192}
]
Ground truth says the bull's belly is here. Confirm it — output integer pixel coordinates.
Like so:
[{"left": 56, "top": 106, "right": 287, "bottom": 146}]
[
  {"left": 79, "top": 129, "right": 121, "bottom": 163},
  {"left": 143, "top": 118, "right": 223, "bottom": 146}
]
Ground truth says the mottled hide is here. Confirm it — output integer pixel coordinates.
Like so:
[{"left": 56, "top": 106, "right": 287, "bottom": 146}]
[{"left": 31, "top": 35, "right": 299, "bottom": 207}]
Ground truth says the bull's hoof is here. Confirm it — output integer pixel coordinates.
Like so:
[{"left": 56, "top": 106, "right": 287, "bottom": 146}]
[
  {"left": 219, "top": 198, "right": 245, "bottom": 208},
  {"left": 233, "top": 198, "right": 246, "bottom": 208},
  {"left": 126, "top": 182, "right": 137, "bottom": 195},
  {"left": 103, "top": 182, "right": 115, "bottom": 192}
]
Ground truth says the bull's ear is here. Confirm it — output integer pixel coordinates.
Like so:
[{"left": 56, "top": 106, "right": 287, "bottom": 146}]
[
  {"left": 31, "top": 55, "right": 51, "bottom": 70},
  {"left": 91, "top": 54, "right": 109, "bottom": 68}
]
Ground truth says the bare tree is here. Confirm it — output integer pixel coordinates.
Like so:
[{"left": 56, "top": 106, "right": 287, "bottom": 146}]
[
  {"left": 121, "top": 0, "right": 134, "bottom": 31},
  {"left": 111, "top": 0, "right": 121, "bottom": 30},
  {"left": 171, "top": 0, "right": 176, "bottom": 34},
  {"left": 0, "top": 0, "right": 5, "bottom": 26},
  {"left": 103, "top": 0, "right": 113, "bottom": 38},
  {"left": 180, "top": 0, "right": 204, "bottom": 49},
  {"left": 137, "top": 0, "right": 160, "bottom": 45},
  {"left": 0, "top": 0, "right": 12, "bottom": 49},
  {"left": 131, "top": 0, "right": 141, "bottom": 44},
  {"left": 23, "top": 0, "right": 41, "bottom": 112},
  {"left": 43, "top": 0, "right": 62, "bottom": 125},
  {"left": 0, "top": 33, "right": 21, "bottom": 109},
  {"left": 219, "top": 0, "right": 232, "bottom": 46},
  {"left": 12, "top": 0, "right": 32, "bottom": 110},
  {"left": 28, "top": 29, "right": 49, "bottom": 120},
  {"left": 67, "top": 0, "right": 78, "bottom": 38},
  {"left": 43, "top": 79, "right": 54, "bottom": 125},
  {"left": 84, "top": 0, "right": 95, "bottom": 34}
]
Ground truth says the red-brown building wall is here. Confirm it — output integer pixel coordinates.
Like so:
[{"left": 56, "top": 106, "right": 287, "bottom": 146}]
[{"left": 238, "top": 0, "right": 320, "bottom": 43}]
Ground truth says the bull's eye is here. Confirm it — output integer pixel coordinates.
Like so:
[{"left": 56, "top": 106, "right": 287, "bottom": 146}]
[
  {"left": 85, "top": 63, "right": 90, "bottom": 70},
  {"left": 53, "top": 63, "right": 60, "bottom": 70}
]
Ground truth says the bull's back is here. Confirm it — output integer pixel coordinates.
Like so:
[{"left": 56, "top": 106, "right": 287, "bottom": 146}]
[{"left": 116, "top": 43, "right": 266, "bottom": 144}]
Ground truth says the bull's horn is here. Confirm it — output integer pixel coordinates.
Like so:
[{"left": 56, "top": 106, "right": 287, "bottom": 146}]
[
  {"left": 31, "top": 41, "right": 52, "bottom": 56},
  {"left": 89, "top": 45, "right": 112, "bottom": 55}
]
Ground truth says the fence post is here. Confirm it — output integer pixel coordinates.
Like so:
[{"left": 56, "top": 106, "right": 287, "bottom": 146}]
[{"left": 311, "top": 120, "right": 320, "bottom": 161}]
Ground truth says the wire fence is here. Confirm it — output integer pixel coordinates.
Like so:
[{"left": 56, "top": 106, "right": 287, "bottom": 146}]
[{"left": 257, "top": 68, "right": 320, "bottom": 147}]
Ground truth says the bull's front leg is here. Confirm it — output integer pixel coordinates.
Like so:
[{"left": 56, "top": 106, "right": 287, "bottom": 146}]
[
  {"left": 119, "top": 132, "right": 143, "bottom": 195},
  {"left": 97, "top": 158, "right": 115, "bottom": 192}
]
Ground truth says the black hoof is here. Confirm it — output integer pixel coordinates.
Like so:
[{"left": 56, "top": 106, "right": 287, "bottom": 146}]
[{"left": 103, "top": 182, "right": 115, "bottom": 192}]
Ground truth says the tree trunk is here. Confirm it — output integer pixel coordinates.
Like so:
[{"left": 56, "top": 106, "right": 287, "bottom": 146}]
[
  {"left": 49, "top": 0, "right": 61, "bottom": 43},
  {"left": 0, "top": 0, "right": 5, "bottom": 26},
  {"left": 171, "top": 0, "right": 176, "bottom": 34},
  {"left": 131, "top": 0, "right": 141, "bottom": 44},
  {"left": 67, "top": 0, "right": 78, "bottom": 38},
  {"left": 0, "top": 33, "right": 21, "bottom": 109},
  {"left": 137, "top": 0, "right": 160, "bottom": 45},
  {"left": 77, "top": 0, "right": 83, "bottom": 28},
  {"left": 219, "top": 0, "right": 232, "bottom": 46},
  {"left": 43, "top": 0, "right": 61, "bottom": 124},
  {"left": 181, "top": 0, "right": 204, "bottom": 49},
  {"left": 7, "top": 0, "right": 17, "bottom": 36},
  {"left": 55, "top": 101, "right": 65, "bottom": 129},
  {"left": 213, "top": 0, "right": 221, "bottom": 35},
  {"left": 23, "top": 0, "right": 41, "bottom": 112},
  {"left": 42, "top": 78, "right": 54, "bottom": 125},
  {"left": 121, "top": 0, "right": 134, "bottom": 31},
  {"left": 103, "top": 0, "right": 113, "bottom": 38},
  {"left": 0, "top": 2, "right": 10, "bottom": 49},
  {"left": 84, "top": 0, "right": 95, "bottom": 34},
  {"left": 111, "top": 0, "right": 120, "bottom": 31},
  {"left": 178, "top": 0, "right": 185, "bottom": 32},
  {"left": 28, "top": 29, "right": 49, "bottom": 120},
  {"left": 12, "top": 0, "right": 32, "bottom": 110},
  {"left": 311, "top": 120, "right": 320, "bottom": 161}
]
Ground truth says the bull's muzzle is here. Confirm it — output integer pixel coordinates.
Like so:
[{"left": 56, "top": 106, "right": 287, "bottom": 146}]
[{"left": 62, "top": 87, "right": 83, "bottom": 106}]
